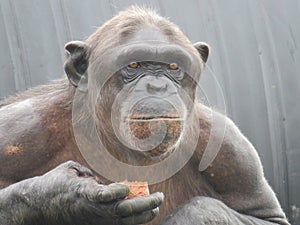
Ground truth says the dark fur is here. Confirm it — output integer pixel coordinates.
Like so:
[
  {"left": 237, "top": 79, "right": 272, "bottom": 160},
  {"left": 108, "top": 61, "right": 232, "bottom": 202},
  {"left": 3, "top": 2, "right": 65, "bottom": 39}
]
[{"left": 0, "top": 6, "right": 289, "bottom": 225}]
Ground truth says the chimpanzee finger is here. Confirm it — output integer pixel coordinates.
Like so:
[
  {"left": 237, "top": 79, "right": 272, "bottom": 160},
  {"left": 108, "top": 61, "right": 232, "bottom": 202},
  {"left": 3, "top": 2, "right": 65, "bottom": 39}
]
[
  {"left": 76, "top": 181, "right": 130, "bottom": 203},
  {"left": 116, "top": 192, "right": 164, "bottom": 217},
  {"left": 119, "top": 208, "right": 159, "bottom": 225},
  {"left": 98, "top": 183, "right": 130, "bottom": 202}
]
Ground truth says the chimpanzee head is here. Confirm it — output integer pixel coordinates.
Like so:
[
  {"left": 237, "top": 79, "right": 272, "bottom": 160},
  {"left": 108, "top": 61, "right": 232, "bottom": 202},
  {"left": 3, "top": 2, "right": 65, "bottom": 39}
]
[{"left": 64, "top": 6, "right": 209, "bottom": 165}]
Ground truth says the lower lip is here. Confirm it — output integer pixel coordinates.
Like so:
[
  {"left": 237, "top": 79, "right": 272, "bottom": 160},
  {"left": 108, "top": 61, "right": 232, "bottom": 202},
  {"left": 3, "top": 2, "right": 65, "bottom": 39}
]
[
  {"left": 127, "top": 119, "right": 183, "bottom": 140},
  {"left": 128, "top": 118, "right": 183, "bottom": 122}
]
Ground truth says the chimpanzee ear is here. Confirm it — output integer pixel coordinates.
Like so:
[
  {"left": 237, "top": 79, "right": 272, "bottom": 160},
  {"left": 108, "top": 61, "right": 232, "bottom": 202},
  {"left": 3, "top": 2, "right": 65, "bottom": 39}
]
[
  {"left": 64, "top": 41, "right": 91, "bottom": 92},
  {"left": 193, "top": 42, "right": 210, "bottom": 63}
]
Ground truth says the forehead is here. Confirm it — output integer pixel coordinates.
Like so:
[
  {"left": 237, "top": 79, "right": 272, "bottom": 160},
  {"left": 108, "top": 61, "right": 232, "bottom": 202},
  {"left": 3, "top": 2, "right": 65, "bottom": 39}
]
[
  {"left": 89, "top": 25, "right": 202, "bottom": 77},
  {"left": 129, "top": 26, "right": 169, "bottom": 43}
]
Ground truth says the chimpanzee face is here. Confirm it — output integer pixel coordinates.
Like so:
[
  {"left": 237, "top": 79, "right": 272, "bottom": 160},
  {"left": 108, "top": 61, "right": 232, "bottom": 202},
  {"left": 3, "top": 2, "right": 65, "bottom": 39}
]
[
  {"left": 94, "top": 42, "right": 200, "bottom": 160},
  {"left": 114, "top": 61, "right": 188, "bottom": 158}
]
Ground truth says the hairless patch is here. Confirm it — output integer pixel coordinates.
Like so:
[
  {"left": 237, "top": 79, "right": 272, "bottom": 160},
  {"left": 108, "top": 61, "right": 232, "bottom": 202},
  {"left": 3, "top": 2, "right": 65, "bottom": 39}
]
[{"left": 5, "top": 144, "right": 24, "bottom": 155}]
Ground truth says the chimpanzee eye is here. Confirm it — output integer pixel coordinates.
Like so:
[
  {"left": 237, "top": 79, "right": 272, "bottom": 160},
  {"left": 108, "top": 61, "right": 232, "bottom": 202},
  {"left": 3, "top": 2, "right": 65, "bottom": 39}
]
[
  {"left": 122, "top": 62, "right": 142, "bottom": 83},
  {"left": 168, "top": 63, "right": 179, "bottom": 70},
  {"left": 128, "top": 62, "right": 139, "bottom": 68},
  {"left": 165, "top": 63, "right": 183, "bottom": 82}
]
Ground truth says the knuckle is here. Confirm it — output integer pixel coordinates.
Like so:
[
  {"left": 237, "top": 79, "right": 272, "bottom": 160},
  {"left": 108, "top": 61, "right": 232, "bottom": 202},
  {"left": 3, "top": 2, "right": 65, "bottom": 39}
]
[
  {"left": 62, "top": 161, "right": 93, "bottom": 178},
  {"left": 116, "top": 183, "right": 130, "bottom": 192},
  {"left": 109, "top": 183, "right": 130, "bottom": 196},
  {"left": 110, "top": 182, "right": 129, "bottom": 189},
  {"left": 63, "top": 160, "right": 80, "bottom": 168}
]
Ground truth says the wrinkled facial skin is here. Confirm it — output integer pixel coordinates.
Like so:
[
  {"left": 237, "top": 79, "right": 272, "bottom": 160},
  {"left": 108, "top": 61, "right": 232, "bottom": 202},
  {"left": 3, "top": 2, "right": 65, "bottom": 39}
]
[
  {"left": 95, "top": 57, "right": 198, "bottom": 164},
  {"left": 120, "top": 61, "right": 188, "bottom": 120}
]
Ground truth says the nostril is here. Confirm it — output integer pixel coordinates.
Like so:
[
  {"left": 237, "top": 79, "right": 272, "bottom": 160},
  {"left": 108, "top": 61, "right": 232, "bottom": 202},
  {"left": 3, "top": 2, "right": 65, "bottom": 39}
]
[
  {"left": 161, "top": 83, "right": 168, "bottom": 91},
  {"left": 146, "top": 83, "right": 154, "bottom": 93}
]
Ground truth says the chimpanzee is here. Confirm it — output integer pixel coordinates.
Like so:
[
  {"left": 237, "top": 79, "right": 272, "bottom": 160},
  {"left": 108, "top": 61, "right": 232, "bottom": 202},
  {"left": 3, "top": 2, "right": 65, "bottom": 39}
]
[{"left": 0, "top": 6, "right": 289, "bottom": 225}]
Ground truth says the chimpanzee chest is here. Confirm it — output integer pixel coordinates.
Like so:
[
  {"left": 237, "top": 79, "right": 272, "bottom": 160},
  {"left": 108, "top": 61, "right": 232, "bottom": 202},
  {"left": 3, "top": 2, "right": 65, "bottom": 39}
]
[{"left": 147, "top": 157, "right": 219, "bottom": 225}]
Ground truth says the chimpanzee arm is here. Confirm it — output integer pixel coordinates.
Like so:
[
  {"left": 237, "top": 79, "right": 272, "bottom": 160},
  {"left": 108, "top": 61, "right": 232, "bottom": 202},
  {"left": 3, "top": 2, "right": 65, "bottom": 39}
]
[
  {"left": 160, "top": 115, "right": 290, "bottom": 225},
  {"left": 159, "top": 196, "right": 288, "bottom": 225},
  {"left": 202, "top": 117, "right": 290, "bottom": 224},
  {"left": 0, "top": 161, "right": 163, "bottom": 225},
  {"left": 0, "top": 177, "right": 42, "bottom": 224}
]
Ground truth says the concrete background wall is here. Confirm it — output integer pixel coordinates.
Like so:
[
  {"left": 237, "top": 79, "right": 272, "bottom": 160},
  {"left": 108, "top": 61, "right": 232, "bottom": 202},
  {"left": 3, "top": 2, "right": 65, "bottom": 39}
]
[{"left": 0, "top": 0, "right": 299, "bottom": 223}]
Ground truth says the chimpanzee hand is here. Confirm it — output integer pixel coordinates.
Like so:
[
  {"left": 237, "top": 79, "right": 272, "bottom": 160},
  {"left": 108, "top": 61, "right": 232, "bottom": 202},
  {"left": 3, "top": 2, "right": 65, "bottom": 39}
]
[{"left": 0, "top": 161, "right": 163, "bottom": 225}]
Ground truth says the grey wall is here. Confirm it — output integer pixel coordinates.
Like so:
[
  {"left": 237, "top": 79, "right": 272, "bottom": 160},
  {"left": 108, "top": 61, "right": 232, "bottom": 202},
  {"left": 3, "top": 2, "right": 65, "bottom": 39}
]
[{"left": 0, "top": 0, "right": 299, "bottom": 223}]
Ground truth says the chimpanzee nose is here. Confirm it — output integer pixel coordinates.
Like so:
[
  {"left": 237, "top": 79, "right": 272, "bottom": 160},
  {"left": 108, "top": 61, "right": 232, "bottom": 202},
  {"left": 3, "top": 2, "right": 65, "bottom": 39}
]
[{"left": 147, "top": 79, "right": 168, "bottom": 94}]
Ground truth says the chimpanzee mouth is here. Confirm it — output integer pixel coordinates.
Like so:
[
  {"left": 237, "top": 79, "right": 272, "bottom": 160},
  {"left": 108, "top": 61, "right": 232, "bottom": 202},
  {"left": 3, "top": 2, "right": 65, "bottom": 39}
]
[
  {"left": 126, "top": 115, "right": 184, "bottom": 144},
  {"left": 116, "top": 97, "right": 185, "bottom": 157},
  {"left": 128, "top": 115, "right": 182, "bottom": 122},
  {"left": 125, "top": 116, "right": 184, "bottom": 159},
  {"left": 127, "top": 97, "right": 185, "bottom": 122}
]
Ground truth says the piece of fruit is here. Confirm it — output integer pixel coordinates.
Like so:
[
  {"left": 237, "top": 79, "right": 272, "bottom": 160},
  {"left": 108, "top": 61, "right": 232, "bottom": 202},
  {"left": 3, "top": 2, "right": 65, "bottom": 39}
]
[{"left": 122, "top": 181, "right": 150, "bottom": 198}]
